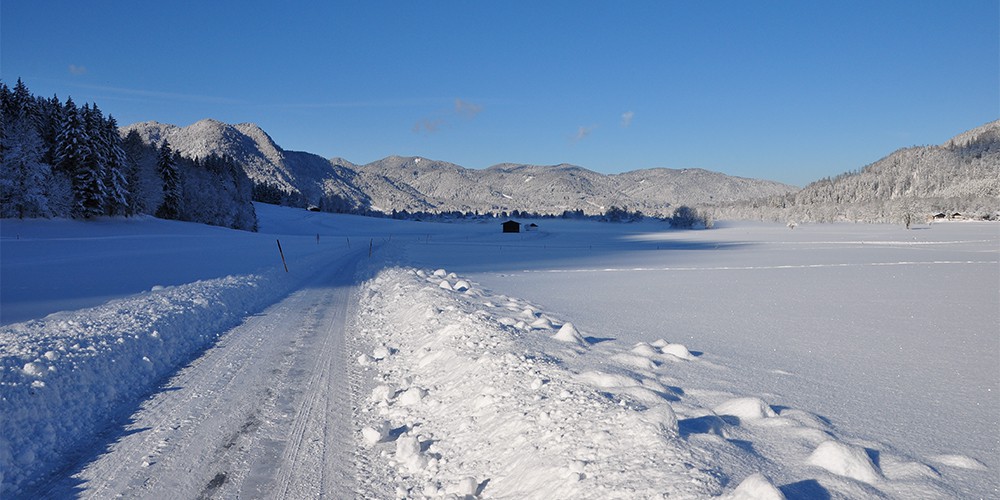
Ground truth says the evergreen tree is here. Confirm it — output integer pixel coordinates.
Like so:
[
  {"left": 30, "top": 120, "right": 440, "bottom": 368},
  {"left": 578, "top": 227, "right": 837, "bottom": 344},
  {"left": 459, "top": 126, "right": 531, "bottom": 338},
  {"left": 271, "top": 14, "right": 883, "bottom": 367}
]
[
  {"left": 54, "top": 97, "right": 89, "bottom": 175},
  {"left": 38, "top": 95, "right": 63, "bottom": 166},
  {"left": 0, "top": 80, "right": 51, "bottom": 218},
  {"left": 73, "top": 103, "right": 107, "bottom": 218},
  {"left": 121, "top": 129, "right": 147, "bottom": 214},
  {"left": 155, "top": 141, "right": 181, "bottom": 219},
  {"left": 102, "top": 115, "right": 131, "bottom": 216}
]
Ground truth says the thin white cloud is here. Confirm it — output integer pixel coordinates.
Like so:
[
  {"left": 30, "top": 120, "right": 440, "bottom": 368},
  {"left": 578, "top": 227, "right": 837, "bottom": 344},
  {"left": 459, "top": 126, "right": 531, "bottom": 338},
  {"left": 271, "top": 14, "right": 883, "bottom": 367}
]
[
  {"left": 67, "top": 82, "right": 244, "bottom": 105},
  {"left": 413, "top": 97, "right": 483, "bottom": 135},
  {"left": 454, "top": 98, "right": 483, "bottom": 118},
  {"left": 413, "top": 118, "right": 444, "bottom": 134},
  {"left": 621, "top": 110, "right": 634, "bottom": 128},
  {"left": 280, "top": 98, "right": 440, "bottom": 109},
  {"left": 68, "top": 64, "right": 87, "bottom": 75},
  {"left": 573, "top": 125, "right": 597, "bottom": 142}
]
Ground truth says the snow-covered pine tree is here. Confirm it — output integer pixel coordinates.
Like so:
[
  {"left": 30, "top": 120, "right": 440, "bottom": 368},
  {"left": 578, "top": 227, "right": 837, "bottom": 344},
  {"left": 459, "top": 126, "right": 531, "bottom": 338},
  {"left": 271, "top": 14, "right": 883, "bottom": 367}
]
[
  {"left": 102, "top": 115, "right": 131, "bottom": 216},
  {"left": 38, "top": 94, "right": 63, "bottom": 166},
  {"left": 120, "top": 129, "right": 147, "bottom": 215},
  {"left": 72, "top": 103, "right": 107, "bottom": 218},
  {"left": 0, "top": 80, "right": 52, "bottom": 218},
  {"left": 54, "top": 98, "right": 90, "bottom": 188},
  {"left": 155, "top": 140, "right": 181, "bottom": 220},
  {"left": 0, "top": 84, "right": 8, "bottom": 163}
]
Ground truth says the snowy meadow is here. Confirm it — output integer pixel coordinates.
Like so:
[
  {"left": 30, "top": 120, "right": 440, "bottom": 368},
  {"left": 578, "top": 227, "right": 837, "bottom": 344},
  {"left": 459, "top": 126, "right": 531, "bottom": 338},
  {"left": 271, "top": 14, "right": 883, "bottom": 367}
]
[{"left": 1, "top": 205, "right": 997, "bottom": 498}]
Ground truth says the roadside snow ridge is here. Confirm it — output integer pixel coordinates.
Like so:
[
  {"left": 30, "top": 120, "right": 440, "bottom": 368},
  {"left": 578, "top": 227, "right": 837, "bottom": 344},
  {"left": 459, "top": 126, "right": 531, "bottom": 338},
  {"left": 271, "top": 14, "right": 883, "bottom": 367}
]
[{"left": 351, "top": 267, "right": 967, "bottom": 499}]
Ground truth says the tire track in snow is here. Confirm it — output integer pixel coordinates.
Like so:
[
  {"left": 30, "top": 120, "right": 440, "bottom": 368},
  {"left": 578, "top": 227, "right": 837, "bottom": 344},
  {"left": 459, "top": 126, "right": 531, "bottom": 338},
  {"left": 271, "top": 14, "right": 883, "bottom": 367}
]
[{"left": 268, "top": 275, "right": 356, "bottom": 498}]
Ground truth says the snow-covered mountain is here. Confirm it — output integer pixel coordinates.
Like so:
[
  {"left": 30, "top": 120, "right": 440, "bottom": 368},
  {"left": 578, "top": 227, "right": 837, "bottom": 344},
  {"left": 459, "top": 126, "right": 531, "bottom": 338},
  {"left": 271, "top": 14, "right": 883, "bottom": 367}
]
[
  {"left": 121, "top": 119, "right": 797, "bottom": 216},
  {"left": 121, "top": 120, "right": 371, "bottom": 211},
  {"left": 711, "top": 120, "right": 1000, "bottom": 222}
]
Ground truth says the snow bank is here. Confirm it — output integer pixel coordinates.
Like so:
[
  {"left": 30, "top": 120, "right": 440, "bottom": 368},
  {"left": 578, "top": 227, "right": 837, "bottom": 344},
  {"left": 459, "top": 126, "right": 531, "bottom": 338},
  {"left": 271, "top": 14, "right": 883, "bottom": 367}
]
[
  {"left": 0, "top": 267, "right": 307, "bottom": 495},
  {"left": 354, "top": 268, "right": 721, "bottom": 498},
  {"left": 352, "top": 267, "right": 970, "bottom": 499}
]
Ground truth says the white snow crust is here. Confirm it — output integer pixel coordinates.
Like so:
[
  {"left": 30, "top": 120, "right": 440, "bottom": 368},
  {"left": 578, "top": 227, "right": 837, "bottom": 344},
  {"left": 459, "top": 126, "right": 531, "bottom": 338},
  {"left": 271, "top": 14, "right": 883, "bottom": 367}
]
[{"left": 1, "top": 205, "right": 995, "bottom": 498}]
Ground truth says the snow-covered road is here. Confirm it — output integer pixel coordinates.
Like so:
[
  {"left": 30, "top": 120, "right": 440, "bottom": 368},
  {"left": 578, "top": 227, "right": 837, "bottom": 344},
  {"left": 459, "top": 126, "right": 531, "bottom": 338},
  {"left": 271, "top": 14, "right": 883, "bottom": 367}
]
[{"left": 29, "top": 255, "right": 363, "bottom": 499}]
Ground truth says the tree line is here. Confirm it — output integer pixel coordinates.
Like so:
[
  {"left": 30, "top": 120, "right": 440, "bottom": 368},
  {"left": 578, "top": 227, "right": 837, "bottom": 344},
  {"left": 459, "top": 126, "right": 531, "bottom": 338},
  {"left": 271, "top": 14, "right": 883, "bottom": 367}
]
[
  {"left": 0, "top": 79, "right": 257, "bottom": 230},
  {"left": 703, "top": 141, "right": 999, "bottom": 224}
]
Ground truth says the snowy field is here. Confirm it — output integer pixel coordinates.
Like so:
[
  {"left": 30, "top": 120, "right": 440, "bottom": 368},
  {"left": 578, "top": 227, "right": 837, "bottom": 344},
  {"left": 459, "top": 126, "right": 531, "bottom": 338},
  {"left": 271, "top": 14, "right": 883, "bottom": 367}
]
[{"left": 1, "top": 205, "right": 997, "bottom": 498}]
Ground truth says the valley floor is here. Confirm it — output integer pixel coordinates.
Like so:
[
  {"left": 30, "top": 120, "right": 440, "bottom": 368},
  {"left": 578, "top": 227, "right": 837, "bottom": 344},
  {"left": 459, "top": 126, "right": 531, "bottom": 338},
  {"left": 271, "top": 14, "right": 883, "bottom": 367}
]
[{"left": 1, "top": 206, "right": 996, "bottom": 498}]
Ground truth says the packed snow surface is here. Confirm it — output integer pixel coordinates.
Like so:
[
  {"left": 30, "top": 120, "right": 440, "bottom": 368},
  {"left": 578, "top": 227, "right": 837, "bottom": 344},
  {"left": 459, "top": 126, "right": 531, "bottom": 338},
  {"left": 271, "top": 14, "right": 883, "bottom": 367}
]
[{"left": 1, "top": 205, "right": 997, "bottom": 498}]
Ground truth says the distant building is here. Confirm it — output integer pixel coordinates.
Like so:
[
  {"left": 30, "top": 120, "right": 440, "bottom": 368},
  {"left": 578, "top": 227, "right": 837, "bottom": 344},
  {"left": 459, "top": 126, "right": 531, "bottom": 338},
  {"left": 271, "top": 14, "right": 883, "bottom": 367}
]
[{"left": 502, "top": 220, "right": 521, "bottom": 233}]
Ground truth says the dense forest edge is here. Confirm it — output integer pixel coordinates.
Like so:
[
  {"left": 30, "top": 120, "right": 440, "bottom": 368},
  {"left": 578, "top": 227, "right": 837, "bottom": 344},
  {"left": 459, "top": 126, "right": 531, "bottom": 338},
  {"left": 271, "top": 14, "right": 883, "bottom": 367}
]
[{"left": 0, "top": 79, "right": 257, "bottom": 230}]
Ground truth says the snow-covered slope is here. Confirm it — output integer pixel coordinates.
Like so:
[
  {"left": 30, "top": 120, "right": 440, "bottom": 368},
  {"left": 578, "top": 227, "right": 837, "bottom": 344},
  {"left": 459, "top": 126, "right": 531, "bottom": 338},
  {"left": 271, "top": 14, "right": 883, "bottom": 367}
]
[
  {"left": 121, "top": 120, "right": 797, "bottom": 216},
  {"left": 712, "top": 120, "right": 1000, "bottom": 222},
  {"left": 121, "top": 119, "right": 370, "bottom": 210},
  {"left": 354, "top": 157, "right": 798, "bottom": 216}
]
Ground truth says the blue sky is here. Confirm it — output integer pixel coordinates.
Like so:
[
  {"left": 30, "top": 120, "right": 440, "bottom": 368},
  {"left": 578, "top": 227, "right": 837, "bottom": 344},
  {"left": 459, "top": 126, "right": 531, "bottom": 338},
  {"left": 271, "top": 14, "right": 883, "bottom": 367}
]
[{"left": 2, "top": 1, "right": 997, "bottom": 186}]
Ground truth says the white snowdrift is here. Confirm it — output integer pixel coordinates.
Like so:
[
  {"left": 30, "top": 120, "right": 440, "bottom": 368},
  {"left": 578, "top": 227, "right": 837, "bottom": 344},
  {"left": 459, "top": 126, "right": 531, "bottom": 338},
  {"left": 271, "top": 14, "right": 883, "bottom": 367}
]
[
  {"left": 352, "top": 267, "right": 969, "bottom": 499},
  {"left": 0, "top": 265, "right": 312, "bottom": 495},
  {"left": 354, "top": 268, "right": 720, "bottom": 498}
]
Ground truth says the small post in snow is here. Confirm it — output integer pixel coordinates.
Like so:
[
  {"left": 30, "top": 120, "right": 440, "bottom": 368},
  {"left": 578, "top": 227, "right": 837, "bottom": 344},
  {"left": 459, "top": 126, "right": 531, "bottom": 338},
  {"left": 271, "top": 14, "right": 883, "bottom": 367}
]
[
  {"left": 276, "top": 239, "right": 288, "bottom": 272},
  {"left": 347, "top": 237, "right": 351, "bottom": 248},
  {"left": 368, "top": 238, "right": 373, "bottom": 258},
  {"left": 316, "top": 233, "right": 320, "bottom": 244}
]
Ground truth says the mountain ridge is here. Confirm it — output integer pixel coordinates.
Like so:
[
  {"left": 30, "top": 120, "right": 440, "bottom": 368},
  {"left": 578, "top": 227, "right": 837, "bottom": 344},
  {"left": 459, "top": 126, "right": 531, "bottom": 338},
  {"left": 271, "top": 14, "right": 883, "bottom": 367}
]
[
  {"left": 120, "top": 118, "right": 996, "bottom": 220},
  {"left": 121, "top": 118, "right": 796, "bottom": 216}
]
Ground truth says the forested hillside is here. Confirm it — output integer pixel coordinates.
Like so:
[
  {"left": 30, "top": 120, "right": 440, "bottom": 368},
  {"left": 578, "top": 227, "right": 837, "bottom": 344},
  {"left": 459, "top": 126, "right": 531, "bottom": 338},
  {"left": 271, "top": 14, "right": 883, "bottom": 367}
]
[
  {"left": 0, "top": 80, "right": 257, "bottom": 230},
  {"left": 707, "top": 121, "right": 1000, "bottom": 223}
]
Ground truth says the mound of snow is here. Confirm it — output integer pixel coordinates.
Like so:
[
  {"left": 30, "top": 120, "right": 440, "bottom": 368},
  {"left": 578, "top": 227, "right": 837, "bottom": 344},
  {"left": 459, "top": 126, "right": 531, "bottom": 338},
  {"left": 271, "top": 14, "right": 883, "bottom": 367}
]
[
  {"left": 807, "top": 440, "right": 883, "bottom": 484},
  {"left": 529, "top": 317, "right": 554, "bottom": 330},
  {"left": 640, "top": 403, "right": 679, "bottom": 434},
  {"left": 714, "top": 397, "right": 777, "bottom": 421},
  {"left": 631, "top": 342, "right": 661, "bottom": 357},
  {"left": 929, "top": 454, "right": 988, "bottom": 470},
  {"left": 372, "top": 345, "right": 391, "bottom": 360},
  {"left": 660, "top": 343, "right": 694, "bottom": 360},
  {"left": 397, "top": 386, "right": 428, "bottom": 406},
  {"left": 553, "top": 322, "right": 589, "bottom": 345},
  {"left": 725, "top": 473, "right": 785, "bottom": 500},
  {"left": 395, "top": 435, "right": 428, "bottom": 472},
  {"left": 361, "top": 420, "right": 391, "bottom": 445}
]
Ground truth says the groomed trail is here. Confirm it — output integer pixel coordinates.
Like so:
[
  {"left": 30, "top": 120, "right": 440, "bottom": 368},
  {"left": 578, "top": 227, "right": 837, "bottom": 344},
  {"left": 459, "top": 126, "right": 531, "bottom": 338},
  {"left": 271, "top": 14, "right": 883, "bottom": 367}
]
[{"left": 30, "top": 256, "right": 364, "bottom": 499}]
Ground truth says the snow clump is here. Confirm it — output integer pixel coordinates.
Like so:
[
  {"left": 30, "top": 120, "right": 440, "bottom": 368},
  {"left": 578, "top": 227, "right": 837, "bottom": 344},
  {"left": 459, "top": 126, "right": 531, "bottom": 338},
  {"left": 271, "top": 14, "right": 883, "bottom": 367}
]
[
  {"left": 553, "top": 322, "right": 589, "bottom": 345},
  {"left": 807, "top": 440, "right": 883, "bottom": 484},
  {"left": 724, "top": 473, "right": 786, "bottom": 500},
  {"left": 714, "top": 397, "right": 778, "bottom": 421}
]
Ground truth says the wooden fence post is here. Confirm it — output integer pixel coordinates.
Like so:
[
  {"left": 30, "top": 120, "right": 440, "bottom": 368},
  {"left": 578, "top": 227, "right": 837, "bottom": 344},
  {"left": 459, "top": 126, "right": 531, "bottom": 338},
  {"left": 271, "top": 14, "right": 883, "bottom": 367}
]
[{"left": 276, "top": 239, "right": 288, "bottom": 272}]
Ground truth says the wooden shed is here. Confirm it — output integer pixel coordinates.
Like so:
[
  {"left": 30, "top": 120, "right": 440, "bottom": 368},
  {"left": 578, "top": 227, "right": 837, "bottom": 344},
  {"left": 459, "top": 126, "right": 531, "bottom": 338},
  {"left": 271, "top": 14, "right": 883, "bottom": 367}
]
[{"left": 502, "top": 220, "right": 521, "bottom": 233}]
